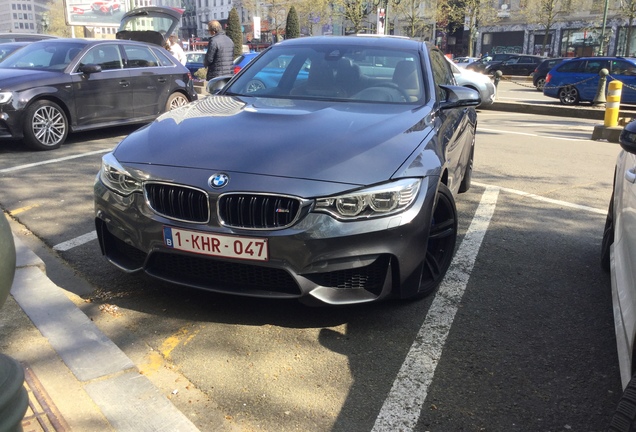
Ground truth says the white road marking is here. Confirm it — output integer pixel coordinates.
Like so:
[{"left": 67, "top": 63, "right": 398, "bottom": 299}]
[
  {"left": 372, "top": 186, "right": 500, "bottom": 432},
  {"left": 472, "top": 181, "right": 606, "bottom": 215},
  {"left": 478, "top": 127, "right": 590, "bottom": 142},
  {"left": 53, "top": 231, "right": 98, "bottom": 251},
  {"left": 0, "top": 148, "right": 111, "bottom": 174}
]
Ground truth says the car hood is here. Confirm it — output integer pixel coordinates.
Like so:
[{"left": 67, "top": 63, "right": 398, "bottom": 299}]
[
  {"left": 114, "top": 95, "right": 435, "bottom": 185},
  {"left": 0, "top": 68, "right": 60, "bottom": 88}
]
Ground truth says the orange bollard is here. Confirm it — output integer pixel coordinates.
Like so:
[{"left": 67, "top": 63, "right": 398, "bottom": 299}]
[{"left": 605, "top": 81, "right": 623, "bottom": 127}]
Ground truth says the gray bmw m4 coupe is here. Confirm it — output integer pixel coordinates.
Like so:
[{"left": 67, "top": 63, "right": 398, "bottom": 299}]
[{"left": 94, "top": 35, "right": 480, "bottom": 306}]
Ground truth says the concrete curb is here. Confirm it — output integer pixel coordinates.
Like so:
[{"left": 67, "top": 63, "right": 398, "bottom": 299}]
[{"left": 9, "top": 234, "right": 200, "bottom": 432}]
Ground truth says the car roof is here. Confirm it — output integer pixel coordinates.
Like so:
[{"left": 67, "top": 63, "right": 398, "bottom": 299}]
[
  {"left": 0, "top": 33, "right": 57, "bottom": 43},
  {"left": 275, "top": 35, "right": 425, "bottom": 51}
]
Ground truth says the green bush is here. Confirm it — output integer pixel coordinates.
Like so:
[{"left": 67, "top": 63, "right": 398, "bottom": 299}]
[{"left": 195, "top": 67, "right": 207, "bottom": 81}]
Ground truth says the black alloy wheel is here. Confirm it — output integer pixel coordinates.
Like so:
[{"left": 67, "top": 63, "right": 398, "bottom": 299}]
[
  {"left": 601, "top": 192, "right": 614, "bottom": 272},
  {"left": 23, "top": 100, "right": 68, "bottom": 151},
  {"left": 459, "top": 132, "right": 475, "bottom": 193},
  {"left": 417, "top": 183, "right": 458, "bottom": 297}
]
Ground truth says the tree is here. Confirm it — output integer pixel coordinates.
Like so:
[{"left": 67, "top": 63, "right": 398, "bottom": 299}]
[
  {"left": 619, "top": 0, "right": 636, "bottom": 56},
  {"left": 444, "top": 0, "right": 500, "bottom": 56},
  {"left": 227, "top": 8, "right": 243, "bottom": 57},
  {"left": 520, "top": 0, "right": 583, "bottom": 55},
  {"left": 392, "top": 0, "right": 439, "bottom": 40},
  {"left": 46, "top": 0, "right": 85, "bottom": 37},
  {"left": 285, "top": 5, "right": 300, "bottom": 39},
  {"left": 332, "top": 0, "right": 370, "bottom": 34}
]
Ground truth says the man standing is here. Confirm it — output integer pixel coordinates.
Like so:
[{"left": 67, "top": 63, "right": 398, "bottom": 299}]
[
  {"left": 167, "top": 34, "right": 186, "bottom": 65},
  {"left": 204, "top": 20, "right": 234, "bottom": 80}
]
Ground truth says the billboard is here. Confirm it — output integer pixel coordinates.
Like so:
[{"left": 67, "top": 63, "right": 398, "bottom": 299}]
[{"left": 63, "top": 0, "right": 129, "bottom": 27}]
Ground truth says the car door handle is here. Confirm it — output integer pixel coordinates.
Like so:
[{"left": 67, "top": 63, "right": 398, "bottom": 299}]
[
  {"left": 119, "top": 80, "right": 129, "bottom": 87},
  {"left": 158, "top": 77, "right": 166, "bottom": 83},
  {"left": 625, "top": 167, "right": 636, "bottom": 184}
]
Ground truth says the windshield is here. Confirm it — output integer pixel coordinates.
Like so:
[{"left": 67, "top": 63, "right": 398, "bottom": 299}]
[
  {"left": 225, "top": 44, "right": 425, "bottom": 104},
  {"left": 0, "top": 41, "right": 85, "bottom": 71}
]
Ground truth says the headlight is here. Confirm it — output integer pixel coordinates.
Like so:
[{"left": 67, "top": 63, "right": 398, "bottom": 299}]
[
  {"left": 99, "top": 152, "right": 142, "bottom": 196},
  {"left": 314, "top": 178, "right": 421, "bottom": 220},
  {"left": 0, "top": 92, "right": 12, "bottom": 104}
]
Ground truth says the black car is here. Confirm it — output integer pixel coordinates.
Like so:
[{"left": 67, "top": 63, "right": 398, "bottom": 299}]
[
  {"left": 465, "top": 53, "right": 517, "bottom": 73},
  {"left": 0, "top": 38, "right": 197, "bottom": 150},
  {"left": 531, "top": 57, "right": 567, "bottom": 90},
  {"left": 484, "top": 54, "right": 546, "bottom": 76},
  {"left": 95, "top": 35, "right": 480, "bottom": 306}
]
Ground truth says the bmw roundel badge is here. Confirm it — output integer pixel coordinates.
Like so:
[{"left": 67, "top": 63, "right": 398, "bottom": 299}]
[{"left": 209, "top": 173, "right": 229, "bottom": 189}]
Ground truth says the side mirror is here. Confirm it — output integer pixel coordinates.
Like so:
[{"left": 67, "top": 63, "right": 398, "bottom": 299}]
[
  {"left": 79, "top": 64, "right": 102, "bottom": 75},
  {"left": 438, "top": 85, "right": 481, "bottom": 110},
  {"left": 206, "top": 75, "right": 233, "bottom": 94},
  {"left": 620, "top": 121, "right": 636, "bottom": 154}
]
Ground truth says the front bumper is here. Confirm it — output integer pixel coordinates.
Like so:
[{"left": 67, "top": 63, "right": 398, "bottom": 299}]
[{"left": 94, "top": 176, "right": 437, "bottom": 305}]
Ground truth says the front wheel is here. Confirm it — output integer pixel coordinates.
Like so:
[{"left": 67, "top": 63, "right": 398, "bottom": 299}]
[
  {"left": 166, "top": 92, "right": 189, "bottom": 111},
  {"left": 559, "top": 85, "right": 580, "bottom": 105},
  {"left": 601, "top": 192, "right": 614, "bottom": 272},
  {"left": 23, "top": 100, "right": 68, "bottom": 151},
  {"left": 609, "top": 374, "right": 636, "bottom": 431},
  {"left": 416, "top": 183, "right": 458, "bottom": 297}
]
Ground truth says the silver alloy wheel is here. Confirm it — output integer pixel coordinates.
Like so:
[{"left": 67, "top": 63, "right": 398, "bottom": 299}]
[
  {"left": 166, "top": 93, "right": 189, "bottom": 111},
  {"left": 31, "top": 105, "right": 66, "bottom": 148},
  {"left": 536, "top": 77, "right": 546, "bottom": 91},
  {"left": 246, "top": 79, "right": 265, "bottom": 93}
]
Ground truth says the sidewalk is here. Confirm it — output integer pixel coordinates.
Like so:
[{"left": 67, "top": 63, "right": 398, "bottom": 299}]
[
  {"left": 0, "top": 97, "right": 630, "bottom": 432},
  {"left": 1, "top": 233, "right": 200, "bottom": 431}
]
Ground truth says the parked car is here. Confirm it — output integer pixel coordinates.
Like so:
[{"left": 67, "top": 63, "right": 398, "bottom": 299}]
[
  {"left": 484, "top": 54, "right": 545, "bottom": 76},
  {"left": 0, "top": 38, "right": 197, "bottom": 150},
  {"left": 117, "top": 6, "right": 183, "bottom": 47},
  {"left": 453, "top": 56, "right": 479, "bottom": 68},
  {"left": 233, "top": 52, "right": 259, "bottom": 74},
  {"left": 0, "top": 33, "right": 56, "bottom": 43},
  {"left": 531, "top": 57, "right": 567, "bottom": 90},
  {"left": 0, "top": 42, "right": 28, "bottom": 62},
  {"left": 544, "top": 56, "right": 636, "bottom": 105},
  {"left": 601, "top": 120, "right": 636, "bottom": 429},
  {"left": 94, "top": 35, "right": 480, "bottom": 306},
  {"left": 185, "top": 50, "right": 206, "bottom": 76},
  {"left": 465, "top": 53, "right": 517, "bottom": 73},
  {"left": 447, "top": 57, "right": 496, "bottom": 106}
]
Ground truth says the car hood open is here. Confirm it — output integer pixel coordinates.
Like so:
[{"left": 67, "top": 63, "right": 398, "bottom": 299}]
[{"left": 113, "top": 95, "right": 436, "bottom": 185}]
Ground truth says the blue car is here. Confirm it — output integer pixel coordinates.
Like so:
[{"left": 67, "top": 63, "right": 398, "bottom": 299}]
[
  {"left": 233, "top": 52, "right": 259, "bottom": 74},
  {"left": 543, "top": 56, "right": 636, "bottom": 105},
  {"left": 185, "top": 50, "right": 206, "bottom": 76}
]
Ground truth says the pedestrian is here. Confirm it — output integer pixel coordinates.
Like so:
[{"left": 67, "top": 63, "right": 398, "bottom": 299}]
[
  {"left": 166, "top": 34, "right": 186, "bottom": 65},
  {"left": 204, "top": 20, "right": 234, "bottom": 80}
]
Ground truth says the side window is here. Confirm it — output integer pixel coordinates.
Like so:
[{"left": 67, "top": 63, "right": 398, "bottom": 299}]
[
  {"left": 79, "top": 45, "right": 123, "bottom": 71},
  {"left": 557, "top": 60, "right": 584, "bottom": 73},
  {"left": 429, "top": 50, "right": 453, "bottom": 101},
  {"left": 611, "top": 60, "right": 636, "bottom": 76},
  {"left": 152, "top": 47, "right": 176, "bottom": 67},
  {"left": 123, "top": 45, "right": 158, "bottom": 68}
]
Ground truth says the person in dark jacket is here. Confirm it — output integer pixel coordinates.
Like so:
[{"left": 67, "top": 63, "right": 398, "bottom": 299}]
[{"left": 204, "top": 20, "right": 234, "bottom": 80}]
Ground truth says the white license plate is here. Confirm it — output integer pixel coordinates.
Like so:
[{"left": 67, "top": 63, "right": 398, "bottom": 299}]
[{"left": 163, "top": 226, "right": 268, "bottom": 261}]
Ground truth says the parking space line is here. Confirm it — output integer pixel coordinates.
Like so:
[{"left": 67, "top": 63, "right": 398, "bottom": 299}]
[
  {"left": 0, "top": 149, "right": 110, "bottom": 174},
  {"left": 478, "top": 127, "right": 591, "bottom": 142},
  {"left": 53, "top": 231, "right": 97, "bottom": 251},
  {"left": 473, "top": 181, "right": 605, "bottom": 214},
  {"left": 372, "top": 186, "right": 499, "bottom": 432}
]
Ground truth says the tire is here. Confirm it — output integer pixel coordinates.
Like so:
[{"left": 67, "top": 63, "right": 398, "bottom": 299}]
[
  {"left": 459, "top": 132, "right": 475, "bottom": 193},
  {"left": 415, "top": 183, "right": 458, "bottom": 297},
  {"left": 166, "top": 92, "right": 189, "bottom": 111},
  {"left": 245, "top": 79, "right": 265, "bottom": 93},
  {"left": 535, "top": 77, "right": 546, "bottom": 91},
  {"left": 609, "top": 374, "right": 636, "bottom": 431},
  {"left": 23, "top": 100, "right": 68, "bottom": 151},
  {"left": 559, "top": 85, "right": 580, "bottom": 105},
  {"left": 601, "top": 192, "right": 614, "bottom": 272}
]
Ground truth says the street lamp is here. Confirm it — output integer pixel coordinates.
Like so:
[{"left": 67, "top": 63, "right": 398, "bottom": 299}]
[
  {"left": 599, "top": 0, "right": 609, "bottom": 55},
  {"left": 372, "top": 0, "right": 400, "bottom": 35}
]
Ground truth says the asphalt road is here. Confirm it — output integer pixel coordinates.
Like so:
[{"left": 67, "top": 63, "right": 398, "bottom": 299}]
[{"left": 0, "top": 109, "right": 624, "bottom": 431}]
